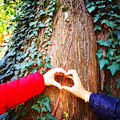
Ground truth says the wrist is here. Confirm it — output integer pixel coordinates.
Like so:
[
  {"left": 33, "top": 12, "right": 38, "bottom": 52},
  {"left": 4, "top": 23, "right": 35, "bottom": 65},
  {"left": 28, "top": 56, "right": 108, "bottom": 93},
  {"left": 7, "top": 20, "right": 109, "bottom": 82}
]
[
  {"left": 43, "top": 74, "right": 47, "bottom": 86},
  {"left": 85, "top": 91, "right": 92, "bottom": 103}
]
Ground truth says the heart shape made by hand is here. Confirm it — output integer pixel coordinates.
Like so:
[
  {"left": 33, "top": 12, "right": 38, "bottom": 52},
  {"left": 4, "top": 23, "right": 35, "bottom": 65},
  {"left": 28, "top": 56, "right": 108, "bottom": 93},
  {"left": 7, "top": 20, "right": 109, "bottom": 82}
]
[{"left": 54, "top": 72, "right": 74, "bottom": 87}]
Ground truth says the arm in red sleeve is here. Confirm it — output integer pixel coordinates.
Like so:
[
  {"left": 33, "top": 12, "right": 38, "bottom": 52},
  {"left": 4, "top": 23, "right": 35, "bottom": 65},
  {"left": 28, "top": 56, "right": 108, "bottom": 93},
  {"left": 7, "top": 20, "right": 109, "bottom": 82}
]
[{"left": 0, "top": 72, "right": 45, "bottom": 115}]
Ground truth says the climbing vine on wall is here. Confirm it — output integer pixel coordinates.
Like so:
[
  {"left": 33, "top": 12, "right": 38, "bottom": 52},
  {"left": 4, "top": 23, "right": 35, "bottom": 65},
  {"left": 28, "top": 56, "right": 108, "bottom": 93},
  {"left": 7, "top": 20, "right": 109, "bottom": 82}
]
[
  {"left": 0, "top": 0, "right": 61, "bottom": 119},
  {"left": 86, "top": 0, "right": 120, "bottom": 88}
]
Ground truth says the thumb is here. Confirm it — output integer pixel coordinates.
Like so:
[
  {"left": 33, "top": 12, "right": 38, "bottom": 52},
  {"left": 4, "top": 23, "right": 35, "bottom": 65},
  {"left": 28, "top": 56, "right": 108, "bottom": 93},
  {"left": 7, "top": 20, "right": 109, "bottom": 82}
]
[
  {"left": 61, "top": 86, "right": 73, "bottom": 93},
  {"left": 52, "top": 80, "right": 61, "bottom": 89}
]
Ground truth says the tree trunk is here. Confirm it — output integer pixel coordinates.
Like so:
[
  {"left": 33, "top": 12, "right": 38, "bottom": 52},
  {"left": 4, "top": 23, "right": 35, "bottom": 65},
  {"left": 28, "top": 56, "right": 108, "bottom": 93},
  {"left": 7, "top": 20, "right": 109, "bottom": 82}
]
[{"left": 44, "top": 0, "right": 99, "bottom": 119}]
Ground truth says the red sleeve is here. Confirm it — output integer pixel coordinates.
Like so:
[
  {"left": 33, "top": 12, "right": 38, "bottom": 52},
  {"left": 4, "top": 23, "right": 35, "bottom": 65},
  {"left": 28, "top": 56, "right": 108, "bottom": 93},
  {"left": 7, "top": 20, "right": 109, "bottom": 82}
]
[{"left": 0, "top": 72, "right": 45, "bottom": 115}]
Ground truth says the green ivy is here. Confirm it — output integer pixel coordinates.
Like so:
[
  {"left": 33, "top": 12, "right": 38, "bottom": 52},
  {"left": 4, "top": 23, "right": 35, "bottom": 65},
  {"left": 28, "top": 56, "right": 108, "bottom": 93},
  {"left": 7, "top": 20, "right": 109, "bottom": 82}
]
[
  {"left": 0, "top": 0, "right": 60, "bottom": 119},
  {"left": 86, "top": 0, "right": 120, "bottom": 88}
]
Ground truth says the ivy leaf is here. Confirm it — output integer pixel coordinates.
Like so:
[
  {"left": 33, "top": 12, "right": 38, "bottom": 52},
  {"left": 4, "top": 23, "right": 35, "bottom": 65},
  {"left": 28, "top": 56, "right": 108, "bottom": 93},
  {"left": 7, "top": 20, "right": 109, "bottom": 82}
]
[
  {"left": 31, "top": 104, "right": 41, "bottom": 113},
  {"left": 31, "top": 67, "right": 37, "bottom": 73},
  {"left": 107, "top": 62, "right": 120, "bottom": 76},
  {"left": 2, "top": 62, "right": 12, "bottom": 72},
  {"left": 87, "top": 5, "right": 96, "bottom": 13},
  {"left": 46, "top": 41, "right": 51, "bottom": 45},
  {"left": 28, "top": 60, "right": 34, "bottom": 66},
  {"left": 40, "top": 106, "right": 48, "bottom": 112},
  {"left": 115, "top": 55, "right": 120, "bottom": 62},
  {"left": 113, "top": 30, "right": 120, "bottom": 40},
  {"left": 96, "top": 40, "right": 110, "bottom": 47},
  {"left": 46, "top": 113, "right": 57, "bottom": 120},
  {"left": 96, "top": 49, "right": 103, "bottom": 59},
  {"left": 48, "top": 12, "right": 53, "bottom": 17},
  {"left": 45, "top": 62, "right": 53, "bottom": 69},
  {"left": 100, "top": 12, "right": 106, "bottom": 16},
  {"left": 107, "top": 48, "right": 116, "bottom": 56},
  {"left": 0, "top": 112, "right": 8, "bottom": 119},
  {"left": 43, "top": 102, "right": 51, "bottom": 112},
  {"left": 5, "top": 49, "right": 16, "bottom": 58},
  {"left": 33, "top": 31, "right": 38, "bottom": 36},
  {"left": 48, "top": 5, "right": 53, "bottom": 9},
  {"left": 43, "top": 96, "right": 51, "bottom": 112},
  {"left": 39, "top": 10, "right": 46, "bottom": 15},
  {"left": 44, "top": 56, "right": 50, "bottom": 62},
  {"left": 45, "top": 18, "right": 52, "bottom": 24},
  {"left": 29, "top": 21, "right": 38, "bottom": 27},
  {"left": 29, "top": 14, "right": 34, "bottom": 18},
  {"left": 40, "top": 117, "right": 46, "bottom": 120},
  {"left": 41, "top": 70, "right": 46, "bottom": 74},
  {"left": 38, "top": 22, "right": 45, "bottom": 28},
  {"left": 36, "top": 116, "right": 41, "bottom": 120},
  {"left": 0, "top": 59, "right": 5, "bottom": 68},
  {"left": 99, "top": 59, "right": 109, "bottom": 70},
  {"left": 116, "top": 26, "right": 120, "bottom": 30},
  {"left": 116, "top": 78, "right": 120, "bottom": 89},
  {"left": 48, "top": 8, "right": 55, "bottom": 12},
  {"left": 0, "top": 71, "right": 13, "bottom": 81},
  {"left": 98, "top": 5, "right": 105, "bottom": 8},
  {"left": 21, "top": 107, "right": 28, "bottom": 116},
  {"left": 11, "top": 75, "right": 19, "bottom": 80},
  {"left": 111, "top": 5, "right": 117, "bottom": 9},
  {"left": 36, "top": 60, "right": 44, "bottom": 67},
  {"left": 93, "top": 15, "right": 100, "bottom": 23},
  {"left": 94, "top": 25, "right": 101, "bottom": 31},
  {"left": 117, "top": 3, "right": 120, "bottom": 9},
  {"left": 96, "top": 1, "right": 106, "bottom": 4},
  {"left": 108, "top": 38, "right": 113, "bottom": 43},
  {"left": 101, "top": 20, "right": 117, "bottom": 28},
  {"left": 86, "top": 1, "right": 94, "bottom": 8}
]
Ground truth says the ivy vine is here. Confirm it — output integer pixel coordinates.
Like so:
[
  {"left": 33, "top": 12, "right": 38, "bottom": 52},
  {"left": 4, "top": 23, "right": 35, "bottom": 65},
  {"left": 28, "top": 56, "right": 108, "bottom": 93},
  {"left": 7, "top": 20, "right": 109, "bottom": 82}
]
[
  {"left": 86, "top": 0, "right": 120, "bottom": 88},
  {"left": 0, "top": 0, "right": 61, "bottom": 119}
]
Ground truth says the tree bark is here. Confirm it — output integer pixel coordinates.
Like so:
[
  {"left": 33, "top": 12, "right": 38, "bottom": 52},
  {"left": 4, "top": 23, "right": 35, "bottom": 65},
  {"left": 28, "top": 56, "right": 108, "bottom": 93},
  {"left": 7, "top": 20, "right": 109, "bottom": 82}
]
[{"left": 44, "top": 0, "right": 99, "bottom": 119}]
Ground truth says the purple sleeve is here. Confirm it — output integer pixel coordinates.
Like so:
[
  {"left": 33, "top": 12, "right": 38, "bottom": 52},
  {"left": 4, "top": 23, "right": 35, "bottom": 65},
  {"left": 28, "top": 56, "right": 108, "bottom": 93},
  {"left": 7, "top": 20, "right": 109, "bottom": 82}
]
[{"left": 89, "top": 93, "right": 120, "bottom": 120}]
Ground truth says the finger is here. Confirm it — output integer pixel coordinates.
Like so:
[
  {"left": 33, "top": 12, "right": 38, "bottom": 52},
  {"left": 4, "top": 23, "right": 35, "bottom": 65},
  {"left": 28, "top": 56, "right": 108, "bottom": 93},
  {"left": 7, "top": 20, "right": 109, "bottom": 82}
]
[
  {"left": 52, "top": 80, "right": 61, "bottom": 89},
  {"left": 66, "top": 70, "right": 76, "bottom": 75},
  {"left": 54, "top": 68, "right": 66, "bottom": 74},
  {"left": 66, "top": 75, "right": 73, "bottom": 79},
  {"left": 67, "top": 70, "right": 80, "bottom": 84},
  {"left": 61, "top": 86, "right": 73, "bottom": 93}
]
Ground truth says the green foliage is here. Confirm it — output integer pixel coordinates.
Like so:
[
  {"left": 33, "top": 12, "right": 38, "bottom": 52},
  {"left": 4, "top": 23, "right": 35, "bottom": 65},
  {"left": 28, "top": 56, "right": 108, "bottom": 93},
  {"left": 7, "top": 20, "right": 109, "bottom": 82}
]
[
  {"left": 63, "top": 112, "right": 69, "bottom": 120},
  {"left": 104, "top": 85, "right": 112, "bottom": 97},
  {"left": 96, "top": 49, "right": 103, "bottom": 60},
  {"left": 116, "top": 78, "right": 120, "bottom": 89},
  {"left": 62, "top": 6, "right": 69, "bottom": 12},
  {"left": 0, "top": 0, "right": 57, "bottom": 81},
  {"left": 46, "top": 113, "right": 57, "bottom": 120},
  {"left": 31, "top": 94, "right": 56, "bottom": 119},
  {"left": 107, "top": 62, "right": 120, "bottom": 76},
  {"left": 99, "top": 59, "right": 109, "bottom": 70},
  {"left": 86, "top": 0, "right": 120, "bottom": 87},
  {"left": 96, "top": 40, "right": 110, "bottom": 47},
  {"left": 101, "top": 20, "right": 117, "bottom": 28},
  {"left": 0, "top": 0, "right": 60, "bottom": 119},
  {"left": 94, "top": 25, "right": 101, "bottom": 31}
]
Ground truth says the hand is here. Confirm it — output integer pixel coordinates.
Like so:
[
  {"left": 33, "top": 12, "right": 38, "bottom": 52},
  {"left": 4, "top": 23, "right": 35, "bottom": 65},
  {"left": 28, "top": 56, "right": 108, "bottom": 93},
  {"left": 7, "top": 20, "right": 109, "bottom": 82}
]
[
  {"left": 43, "top": 68, "right": 66, "bottom": 89},
  {"left": 61, "top": 70, "right": 91, "bottom": 102}
]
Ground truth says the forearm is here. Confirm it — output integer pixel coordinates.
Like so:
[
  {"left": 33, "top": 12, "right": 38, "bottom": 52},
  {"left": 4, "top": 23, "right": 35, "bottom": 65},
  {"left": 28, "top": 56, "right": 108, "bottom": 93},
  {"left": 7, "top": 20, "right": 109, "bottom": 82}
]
[
  {"left": 85, "top": 91, "right": 92, "bottom": 103},
  {"left": 89, "top": 93, "right": 120, "bottom": 120},
  {"left": 0, "top": 72, "right": 45, "bottom": 115},
  {"left": 77, "top": 90, "right": 92, "bottom": 103}
]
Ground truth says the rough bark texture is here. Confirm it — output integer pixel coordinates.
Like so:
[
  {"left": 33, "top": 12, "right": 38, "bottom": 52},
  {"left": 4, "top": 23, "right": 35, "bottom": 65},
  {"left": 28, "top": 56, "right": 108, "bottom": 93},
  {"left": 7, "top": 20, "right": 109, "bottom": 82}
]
[
  {"left": 44, "top": 0, "right": 120, "bottom": 119},
  {"left": 44, "top": 0, "right": 99, "bottom": 119}
]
